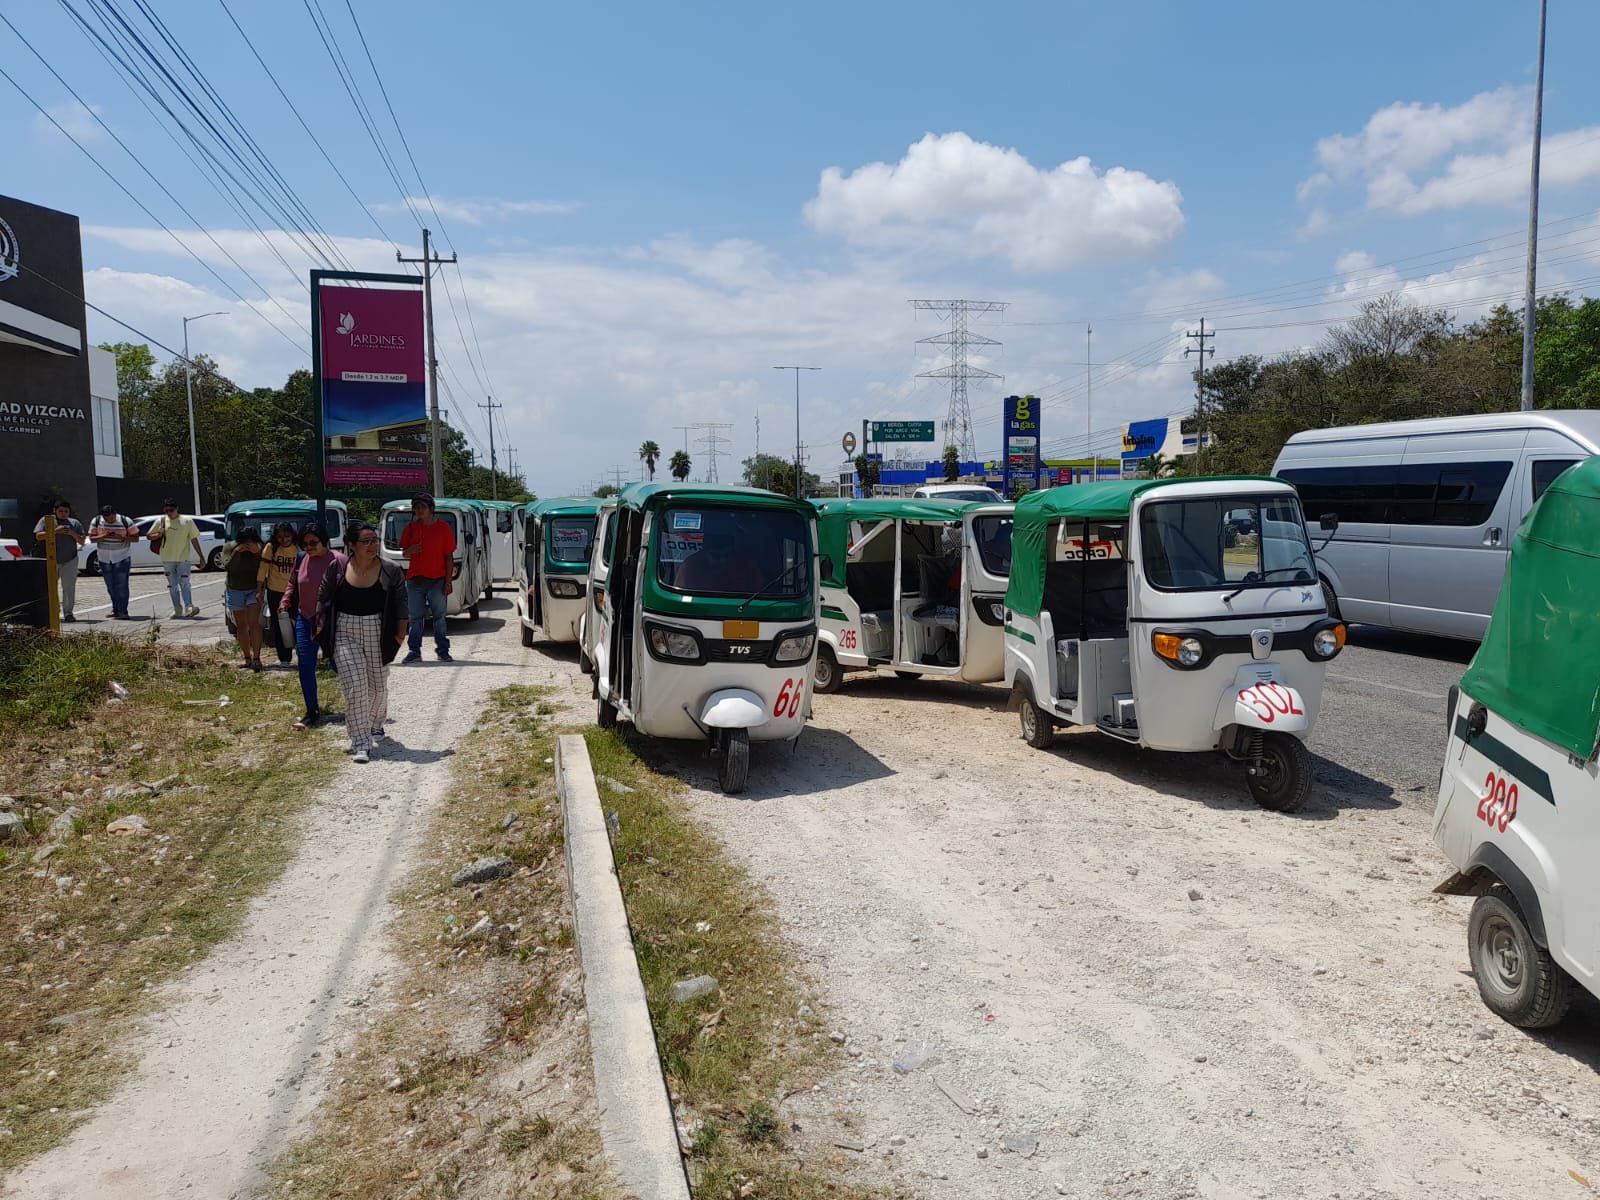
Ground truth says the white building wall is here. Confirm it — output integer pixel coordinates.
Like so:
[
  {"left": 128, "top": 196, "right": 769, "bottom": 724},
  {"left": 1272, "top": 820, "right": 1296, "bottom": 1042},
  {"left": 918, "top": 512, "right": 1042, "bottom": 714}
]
[{"left": 88, "top": 344, "right": 122, "bottom": 478}]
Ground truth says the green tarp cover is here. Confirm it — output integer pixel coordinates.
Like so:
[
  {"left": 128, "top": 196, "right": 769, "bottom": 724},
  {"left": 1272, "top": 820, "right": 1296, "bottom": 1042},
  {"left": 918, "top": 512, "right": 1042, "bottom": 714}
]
[
  {"left": 1461, "top": 457, "right": 1600, "bottom": 760},
  {"left": 618, "top": 481, "right": 811, "bottom": 513},
  {"left": 1002, "top": 475, "right": 1283, "bottom": 618},
  {"left": 525, "top": 496, "right": 602, "bottom": 518},
  {"left": 813, "top": 498, "right": 977, "bottom": 589}
]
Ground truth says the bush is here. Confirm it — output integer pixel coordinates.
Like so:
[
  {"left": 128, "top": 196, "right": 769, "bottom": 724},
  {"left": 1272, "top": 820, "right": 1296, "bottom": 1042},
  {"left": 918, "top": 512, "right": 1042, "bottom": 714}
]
[{"left": 0, "top": 629, "right": 152, "bottom": 726}]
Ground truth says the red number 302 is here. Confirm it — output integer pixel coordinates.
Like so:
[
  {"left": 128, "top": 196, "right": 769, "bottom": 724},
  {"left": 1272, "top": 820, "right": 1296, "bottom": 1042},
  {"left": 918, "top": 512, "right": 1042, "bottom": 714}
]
[
  {"left": 773, "top": 677, "right": 806, "bottom": 719},
  {"left": 1476, "top": 770, "right": 1518, "bottom": 833}
]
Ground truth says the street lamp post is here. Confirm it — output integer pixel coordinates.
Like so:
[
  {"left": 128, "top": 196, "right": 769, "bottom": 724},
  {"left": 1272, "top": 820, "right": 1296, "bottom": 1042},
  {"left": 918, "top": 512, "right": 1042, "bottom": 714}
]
[
  {"left": 1520, "top": 0, "right": 1549, "bottom": 412},
  {"left": 182, "top": 311, "right": 227, "bottom": 514},
  {"left": 773, "top": 365, "right": 819, "bottom": 498}
]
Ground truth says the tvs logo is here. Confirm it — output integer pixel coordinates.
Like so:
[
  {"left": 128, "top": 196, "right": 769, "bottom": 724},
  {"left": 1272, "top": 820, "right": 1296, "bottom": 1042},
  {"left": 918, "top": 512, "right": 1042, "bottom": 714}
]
[
  {"left": 0, "top": 216, "right": 18, "bottom": 284},
  {"left": 336, "top": 312, "right": 355, "bottom": 335}
]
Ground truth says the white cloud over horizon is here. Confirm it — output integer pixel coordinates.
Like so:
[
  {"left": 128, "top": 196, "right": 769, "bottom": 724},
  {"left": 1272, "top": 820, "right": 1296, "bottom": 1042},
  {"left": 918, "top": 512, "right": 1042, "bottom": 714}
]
[
  {"left": 370, "top": 196, "right": 579, "bottom": 224},
  {"left": 804, "top": 132, "right": 1186, "bottom": 272}
]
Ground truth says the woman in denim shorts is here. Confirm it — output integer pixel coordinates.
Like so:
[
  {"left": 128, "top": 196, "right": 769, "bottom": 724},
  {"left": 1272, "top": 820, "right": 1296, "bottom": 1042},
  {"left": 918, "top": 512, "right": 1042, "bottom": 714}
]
[{"left": 224, "top": 526, "right": 266, "bottom": 670}]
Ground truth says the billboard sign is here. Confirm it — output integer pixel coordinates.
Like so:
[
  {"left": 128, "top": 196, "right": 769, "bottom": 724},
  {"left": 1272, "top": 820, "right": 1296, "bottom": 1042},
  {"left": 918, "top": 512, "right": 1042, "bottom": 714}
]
[
  {"left": 1121, "top": 417, "right": 1170, "bottom": 464},
  {"left": 871, "top": 420, "right": 935, "bottom": 442},
  {"left": 315, "top": 279, "right": 428, "bottom": 492},
  {"left": 1002, "top": 394, "right": 1040, "bottom": 496}
]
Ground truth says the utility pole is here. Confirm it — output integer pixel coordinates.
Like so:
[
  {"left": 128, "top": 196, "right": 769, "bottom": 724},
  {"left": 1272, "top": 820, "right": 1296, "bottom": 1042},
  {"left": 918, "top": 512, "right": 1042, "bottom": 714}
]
[
  {"left": 773, "top": 366, "right": 820, "bottom": 498},
  {"left": 397, "top": 229, "right": 457, "bottom": 496},
  {"left": 478, "top": 395, "right": 502, "bottom": 500},
  {"left": 911, "top": 299, "right": 1007, "bottom": 462},
  {"left": 1086, "top": 324, "right": 1094, "bottom": 484},
  {"left": 1186, "top": 318, "right": 1216, "bottom": 471},
  {"left": 1520, "top": 0, "right": 1548, "bottom": 412}
]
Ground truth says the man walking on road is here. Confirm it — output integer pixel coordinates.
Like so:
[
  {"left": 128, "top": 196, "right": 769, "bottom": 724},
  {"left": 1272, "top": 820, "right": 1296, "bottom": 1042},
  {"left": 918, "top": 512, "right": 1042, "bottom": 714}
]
[
  {"left": 398, "top": 492, "right": 455, "bottom": 663},
  {"left": 89, "top": 504, "right": 140, "bottom": 619},
  {"left": 33, "top": 500, "right": 86, "bottom": 622},
  {"left": 153, "top": 498, "right": 205, "bottom": 619}
]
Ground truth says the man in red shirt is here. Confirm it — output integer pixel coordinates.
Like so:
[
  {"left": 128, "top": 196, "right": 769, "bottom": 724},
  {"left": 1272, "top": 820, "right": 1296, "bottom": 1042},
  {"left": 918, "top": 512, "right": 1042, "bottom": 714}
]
[{"left": 398, "top": 493, "right": 457, "bottom": 662}]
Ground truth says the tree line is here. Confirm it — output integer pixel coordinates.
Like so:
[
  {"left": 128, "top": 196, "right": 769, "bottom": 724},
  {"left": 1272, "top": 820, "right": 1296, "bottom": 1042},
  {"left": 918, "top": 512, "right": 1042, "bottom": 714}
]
[
  {"left": 1192, "top": 293, "right": 1600, "bottom": 476},
  {"left": 106, "top": 343, "right": 530, "bottom": 511}
]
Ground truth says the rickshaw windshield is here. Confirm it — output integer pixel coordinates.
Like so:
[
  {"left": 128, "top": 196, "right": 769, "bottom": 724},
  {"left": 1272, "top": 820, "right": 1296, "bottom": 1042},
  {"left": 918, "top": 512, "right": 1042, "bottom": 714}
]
[
  {"left": 1139, "top": 494, "right": 1316, "bottom": 591},
  {"left": 655, "top": 506, "right": 813, "bottom": 598},
  {"left": 973, "top": 516, "right": 1014, "bottom": 576},
  {"left": 548, "top": 516, "right": 597, "bottom": 565}
]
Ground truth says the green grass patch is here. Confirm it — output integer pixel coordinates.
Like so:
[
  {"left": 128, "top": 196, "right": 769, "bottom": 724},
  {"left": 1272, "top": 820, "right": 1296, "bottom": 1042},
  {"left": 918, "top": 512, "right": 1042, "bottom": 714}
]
[
  {"left": 0, "top": 631, "right": 337, "bottom": 1177},
  {"left": 583, "top": 728, "right": 883, "bottom": 1200}
]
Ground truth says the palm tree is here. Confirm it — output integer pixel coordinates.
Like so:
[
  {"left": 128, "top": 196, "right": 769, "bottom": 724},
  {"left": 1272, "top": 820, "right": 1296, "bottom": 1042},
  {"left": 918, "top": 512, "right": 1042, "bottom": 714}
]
[
  {"left": 670, "top": 449, "right": 691, "bottom": 481},
  {"left": 638, "top": 440, "right": 661, "bottom": 481},
  {"left": 1141, "top": 452, "right": 1174, "bottom": 479}
]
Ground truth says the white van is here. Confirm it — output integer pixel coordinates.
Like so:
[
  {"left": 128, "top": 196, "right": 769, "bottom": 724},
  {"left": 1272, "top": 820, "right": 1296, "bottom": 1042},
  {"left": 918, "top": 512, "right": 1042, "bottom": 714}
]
[
  {"left": 1272, "top": 411, "right": 1600, "bottom": 640},
  {"left": 912, "top": 483, "right": 1004, "bottom": 502},
  {"left": 377, "top": 498, "right": 490, "bottom": 620}
]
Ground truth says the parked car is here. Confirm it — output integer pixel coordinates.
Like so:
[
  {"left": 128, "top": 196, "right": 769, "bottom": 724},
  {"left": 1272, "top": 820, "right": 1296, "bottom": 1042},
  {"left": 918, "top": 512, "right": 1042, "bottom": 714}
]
[
  {"left": 912, "top": 484, "right": 1004, "bottom": 502},
  {"left": 1272, "top": 410, "right": 1600, "bottom": 640},
  {"left": 80, "top": 514, "right": 227, "bottom": 575},
  {"left": 0, "top": 537, "right": 21, "bottom": 561}
]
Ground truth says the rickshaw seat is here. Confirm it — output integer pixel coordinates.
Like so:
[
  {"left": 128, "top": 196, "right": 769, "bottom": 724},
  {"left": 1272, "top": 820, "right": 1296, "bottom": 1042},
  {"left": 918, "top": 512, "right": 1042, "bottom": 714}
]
[{"left": 846, "top": 561, "right": 897, "bottom": 612}]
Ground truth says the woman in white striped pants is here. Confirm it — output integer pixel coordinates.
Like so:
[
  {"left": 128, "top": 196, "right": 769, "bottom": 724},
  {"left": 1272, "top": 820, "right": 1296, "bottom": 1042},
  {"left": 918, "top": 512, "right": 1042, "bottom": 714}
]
[{"left": 316, "top": 523, "right": 408, "bottom": 763}]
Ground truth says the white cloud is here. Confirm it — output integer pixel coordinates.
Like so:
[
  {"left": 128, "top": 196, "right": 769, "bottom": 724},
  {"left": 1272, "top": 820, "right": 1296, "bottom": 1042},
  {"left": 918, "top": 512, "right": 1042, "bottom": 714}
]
[
  {"left": 1304, "top": 86, "right": 1600, "bottom": 215},
  {"left": 1295, "top": 206, "right": 1333, "bottom": 240},
  {"left": 371, "top": 196, "right": 578, "bottom": 224},
  {"left": 804, "top": 131, "right": 1185, "bottom": 271},
  {"left": 34, "top": 100, "right": 105, "bottom": 143},
  {"left": 1135, "top": 268, "right": 1225, "bottom": 317}
]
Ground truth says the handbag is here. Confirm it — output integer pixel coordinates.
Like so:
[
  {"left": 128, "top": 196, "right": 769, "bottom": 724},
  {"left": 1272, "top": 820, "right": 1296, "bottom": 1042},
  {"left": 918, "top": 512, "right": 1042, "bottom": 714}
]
[{"left": 148, "top": 518, "right": 166, "bottom": 555}]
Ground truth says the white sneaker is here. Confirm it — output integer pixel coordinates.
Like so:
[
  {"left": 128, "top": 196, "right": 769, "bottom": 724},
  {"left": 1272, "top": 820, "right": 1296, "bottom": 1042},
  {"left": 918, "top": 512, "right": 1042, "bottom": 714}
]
[
  {"left": 185, "top": 605, "right": 200, "bottom": 618},
  {"left": 352, "top": 750, "right": 370, "bottom": 764}
]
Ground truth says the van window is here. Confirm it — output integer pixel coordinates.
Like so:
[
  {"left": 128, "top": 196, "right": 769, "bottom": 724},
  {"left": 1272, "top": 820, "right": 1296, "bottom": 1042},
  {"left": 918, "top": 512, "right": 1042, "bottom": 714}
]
[
  {"left": 496, "top": 509, "right": 513, "bottom": 534},
  {"left": 1279, "top": 461, "right": 1512, "bottom": 527},
  {"left": 1532, "top": 459, "right": 1581, "bottom": 502}
]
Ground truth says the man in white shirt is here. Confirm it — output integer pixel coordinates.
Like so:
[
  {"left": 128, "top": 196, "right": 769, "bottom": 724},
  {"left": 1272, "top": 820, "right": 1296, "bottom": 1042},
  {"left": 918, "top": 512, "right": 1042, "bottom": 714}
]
[
  {"left": 33, "top": 500, "right": 87, "bottom": 622},
  {"left": 89, "top": 504, "right": 140, "bottom": 619}
]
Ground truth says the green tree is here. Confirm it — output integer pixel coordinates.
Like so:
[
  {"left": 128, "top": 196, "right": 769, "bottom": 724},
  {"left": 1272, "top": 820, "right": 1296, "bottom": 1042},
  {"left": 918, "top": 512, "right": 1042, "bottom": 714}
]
[
  {"left": 593, "top": 484, "right": 620, "bottom": 498},
  {"left": 942, "top": 444, "right": 960, "bottom": 481},
  {"left": 638, "top": 440, "right": 661, "bottom": 481},
  {"left": 852, "top": 454, "right": 880, "bottom": 498},
  {"left": 670, "top": 449, "right": 691, "bottom": 481},
  {"left": 743, "top": 452, "right": 819, "bottom": 498}
]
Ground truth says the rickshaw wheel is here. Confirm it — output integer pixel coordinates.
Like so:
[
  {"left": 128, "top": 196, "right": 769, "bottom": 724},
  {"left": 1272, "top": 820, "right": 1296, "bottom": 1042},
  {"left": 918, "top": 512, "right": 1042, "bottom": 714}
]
[
  {"left": 1246, "top": 732, "right": 1312, "bottom": 812},
  {"left": 718, "top": 728, "right": 750, "bottom": 794},
  {"left": 814, "top": 646, "right": 842, "bottom": 694},
  {"left": 469, "top": 601, "right": 481, "bottom": 621},
  {"left": 597, "top": 697, "right": 618, "bottom": 729},
  {"left": 1468, "top": 886, "right": 1572, "bottom": 1028},
  {"left": 520, "top": 622, "right": 534, "bottom": 648},
  {"left": 579, "top": 647, "right": 593, "bottom": 675},
  {"left": 1019, "top": 686, "right": 1054, "bottom": 749}
]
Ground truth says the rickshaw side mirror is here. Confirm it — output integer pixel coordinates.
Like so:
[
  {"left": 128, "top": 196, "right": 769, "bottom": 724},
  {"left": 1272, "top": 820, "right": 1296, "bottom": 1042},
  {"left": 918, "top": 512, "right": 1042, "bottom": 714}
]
[
  {"left": 1466, "top": 703, "right": 1488, "bottom": 739},
  {"left": 819, "top": 554, "right": 834, "bottom": 579},
  {"left": 1318, "top": 513, "right": 1339, "bottom": 532}
]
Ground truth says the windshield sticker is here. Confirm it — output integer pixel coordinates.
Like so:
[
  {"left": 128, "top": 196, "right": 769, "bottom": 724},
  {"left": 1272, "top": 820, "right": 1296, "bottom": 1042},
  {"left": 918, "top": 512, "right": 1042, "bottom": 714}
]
[
  {"left": 672, "top": 512, "right": 703, "bottom": 532},
  {"left": 660, "top": 532, "right": 704, "bottom": 563}
]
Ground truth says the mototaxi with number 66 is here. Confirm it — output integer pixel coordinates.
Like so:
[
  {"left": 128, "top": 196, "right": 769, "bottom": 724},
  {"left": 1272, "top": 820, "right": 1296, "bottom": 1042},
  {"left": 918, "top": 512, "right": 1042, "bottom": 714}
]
[
  {"left": 1002, "top": 476, "right": 1346, "bottom": 811},
  {"left": 590, "top": 484, "right": 821, "bottom": 794}
]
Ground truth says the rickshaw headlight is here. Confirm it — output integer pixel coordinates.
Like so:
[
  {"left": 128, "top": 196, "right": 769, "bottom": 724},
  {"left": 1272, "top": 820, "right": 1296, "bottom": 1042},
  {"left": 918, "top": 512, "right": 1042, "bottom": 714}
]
[
  {"left": 1153, "top": 632, "right": 1205, "bottom": 668},
  {"left": 773, "top": 631, "right": 816, "bottom": 663},
  {"left": 548, "top": 577, "right": 582, "bottom": 598},
  {"left": 647, "top": 623, "right": 702, "bottom": 661},
  {"left": 1313, "top": 625, "right": 1344, "bottom": 658}
]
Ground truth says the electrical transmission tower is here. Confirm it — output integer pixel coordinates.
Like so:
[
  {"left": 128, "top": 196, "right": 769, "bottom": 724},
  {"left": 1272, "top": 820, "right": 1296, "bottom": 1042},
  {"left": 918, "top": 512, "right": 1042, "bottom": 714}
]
[
  {"left": 690, "top": 422, "right": 734, "bottom": 482},
  {"left": 911, "top": 299, "right": 1008, "bottom": 463}
]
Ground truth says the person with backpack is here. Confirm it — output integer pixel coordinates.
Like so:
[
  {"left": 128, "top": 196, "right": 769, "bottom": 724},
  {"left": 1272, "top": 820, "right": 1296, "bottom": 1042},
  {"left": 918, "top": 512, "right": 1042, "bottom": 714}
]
[
  {"left": 88, "top": 504, "right": 140, "bottom": 619},
  {"left": 259, "top": 523, "right": 300, "bottom": 664},
  {"left": 33, "top": 500, "right": 86, "bottom": 622}
]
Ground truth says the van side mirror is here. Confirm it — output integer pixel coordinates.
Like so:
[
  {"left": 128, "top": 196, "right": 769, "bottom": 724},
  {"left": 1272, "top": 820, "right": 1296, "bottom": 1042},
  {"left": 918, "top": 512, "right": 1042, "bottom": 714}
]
[{"left": 1319, "top": 514, "right": 1339, "bottom": 532}]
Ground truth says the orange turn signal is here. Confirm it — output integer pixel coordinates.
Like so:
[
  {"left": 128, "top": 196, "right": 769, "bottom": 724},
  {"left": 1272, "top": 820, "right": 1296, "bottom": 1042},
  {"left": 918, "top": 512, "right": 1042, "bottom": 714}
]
[{"left": 1153, "top": 632, "right": 1181, "bottom": 661}]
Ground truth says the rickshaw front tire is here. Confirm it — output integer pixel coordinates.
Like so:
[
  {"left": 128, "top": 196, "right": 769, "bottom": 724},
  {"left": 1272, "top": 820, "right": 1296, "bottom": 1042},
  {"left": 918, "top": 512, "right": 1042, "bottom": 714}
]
[
  {"left": 1247, "top": 732, "right": 1313, "bottom": 813},
  {"left": 1320, "top": 577, "right": 1342, "bottom": 622},
  {"left": 1019, "top": 683, "right": 1055, "bottom": 750},
  {"left": 597, "top": 697, "right": 618, "bottom": 729},
  {"left": 579, "top": 647, "right": 594, "bottom": 675},
  {"left": 469, "top": 600, "right": 481, "bottom": 621},
  {"left": 718, "top": 728, "right": 750, "bottom": 794},
  {"left": 814, "top": 646, "right": 842, "bottom": 694},
  {"left": 520, "top": 622, "right": 534, "bottom": 648}
]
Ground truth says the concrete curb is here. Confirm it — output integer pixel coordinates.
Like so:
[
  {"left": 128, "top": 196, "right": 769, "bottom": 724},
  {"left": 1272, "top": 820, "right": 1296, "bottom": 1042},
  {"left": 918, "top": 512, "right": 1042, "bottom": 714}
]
[{"left": 556, "top": 734, "right": 692, "bottom": 1200}]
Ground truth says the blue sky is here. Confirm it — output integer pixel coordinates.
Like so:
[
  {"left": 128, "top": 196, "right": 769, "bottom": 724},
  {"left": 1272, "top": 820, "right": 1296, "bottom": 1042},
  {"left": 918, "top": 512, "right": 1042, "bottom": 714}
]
[{"left": 6, "top": 1, "right": 1600, "bottom": 493}]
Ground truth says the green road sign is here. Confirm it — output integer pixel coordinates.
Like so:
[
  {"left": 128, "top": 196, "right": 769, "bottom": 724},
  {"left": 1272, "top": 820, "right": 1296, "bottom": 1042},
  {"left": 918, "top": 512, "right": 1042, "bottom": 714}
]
[{"left": 871, "top": 420, "right": 936, "bottom": 442}]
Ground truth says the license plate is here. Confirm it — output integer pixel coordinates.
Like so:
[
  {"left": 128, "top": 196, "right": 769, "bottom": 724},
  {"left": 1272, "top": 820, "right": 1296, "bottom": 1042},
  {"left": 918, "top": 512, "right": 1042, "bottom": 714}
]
[{"left": 722, "top": 619, "right": 758, "bottom": 640}]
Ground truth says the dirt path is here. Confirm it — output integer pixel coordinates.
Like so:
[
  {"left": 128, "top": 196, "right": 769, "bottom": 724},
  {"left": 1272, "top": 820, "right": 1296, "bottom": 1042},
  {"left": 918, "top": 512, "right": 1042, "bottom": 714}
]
[
  {"left": 6, "top": 601, "right": 559, "bottom": 1200},
  {"left": 642, "top": 674, "right": 1600, "bottom": 1200}
]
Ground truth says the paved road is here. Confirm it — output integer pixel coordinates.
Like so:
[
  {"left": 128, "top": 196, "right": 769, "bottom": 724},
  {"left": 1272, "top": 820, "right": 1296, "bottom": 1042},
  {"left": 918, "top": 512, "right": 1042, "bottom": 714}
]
[
  {"left": 1307, "top": 623, "right": 1476, "bottom": 812},
  {"left": 68, "top": 566, "right": 232, "bottom": 645}
]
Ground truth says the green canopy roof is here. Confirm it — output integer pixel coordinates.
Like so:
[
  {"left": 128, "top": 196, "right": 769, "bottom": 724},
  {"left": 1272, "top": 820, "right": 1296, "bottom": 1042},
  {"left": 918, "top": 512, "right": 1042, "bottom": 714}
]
[
  {"left": 617, "top": 481, "right": 813, "bottom": 514},
  {"left": 525, "top": 496, "right": 602, "bottom": 518},
  {"left": 1461, "top": 457, "right": 1600, "bottom": 760},
  {"left": 225, "top": 498, "right": 341, "bottom": 515},
  {"left": 1005, "top": 475, "right": 1287, "bottom": 617},
  {"left": 813, "top": 497, "right": 979, "bottom": 589}
]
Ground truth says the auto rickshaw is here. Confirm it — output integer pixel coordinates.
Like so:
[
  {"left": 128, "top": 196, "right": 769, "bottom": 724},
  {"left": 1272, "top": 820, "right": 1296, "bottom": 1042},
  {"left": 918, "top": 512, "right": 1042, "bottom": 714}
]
[
  {"left": 1003, "top": 476, "right": 1345, "bottom": 812},
  {"left": 1432, "top": 457, "right": 1600, "bottom": 1028},
  {"left": 811, "top": 497, "right": 1013, "bottom": 692},
  {"left": 515, "top": 497, "right": 601, "bottom": 648},
  {"left": 591, "top": 483, "right": 820, "bottom": 793},
  {"left": 577, "top": 498, "right": 618, "bottom": 675}
]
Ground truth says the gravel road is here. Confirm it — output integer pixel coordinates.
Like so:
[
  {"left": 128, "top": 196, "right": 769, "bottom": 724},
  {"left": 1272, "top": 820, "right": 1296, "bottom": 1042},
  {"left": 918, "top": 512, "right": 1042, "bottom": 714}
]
[
  {"left": 7, "top": 597, "right": 555, "bottom": 1200},
  {"left": 636, "top": 665, "right": 1600, "bottom": 1200}
]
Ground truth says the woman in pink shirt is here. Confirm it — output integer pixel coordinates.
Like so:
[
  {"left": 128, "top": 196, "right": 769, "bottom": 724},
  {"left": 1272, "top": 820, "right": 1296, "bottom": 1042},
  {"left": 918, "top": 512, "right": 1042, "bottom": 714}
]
[{"left": 280, "top": 522, "right": 345, "bottom": 729}]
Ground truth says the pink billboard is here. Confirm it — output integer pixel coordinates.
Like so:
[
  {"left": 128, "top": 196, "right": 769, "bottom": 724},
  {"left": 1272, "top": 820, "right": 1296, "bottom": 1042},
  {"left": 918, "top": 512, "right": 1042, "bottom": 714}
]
[{"left": 316, "top": 281, "right": 428, "bottom": 491}]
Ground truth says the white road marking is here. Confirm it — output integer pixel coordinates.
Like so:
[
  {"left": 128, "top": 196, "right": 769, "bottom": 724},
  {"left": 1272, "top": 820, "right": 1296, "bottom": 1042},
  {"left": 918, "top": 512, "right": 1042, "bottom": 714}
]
[
  {"left": 1326, "top": 672, "right": 1447, "bottom": 700},
  {"left": 74, "top": 571, "right": 226, "bottom": 616}
]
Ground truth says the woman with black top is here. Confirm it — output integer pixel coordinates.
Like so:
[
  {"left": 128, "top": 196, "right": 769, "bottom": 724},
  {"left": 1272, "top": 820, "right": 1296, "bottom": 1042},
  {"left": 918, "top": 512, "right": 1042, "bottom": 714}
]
[{"left": 316, "top": 521, "right": 408, "bottom": 762}]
